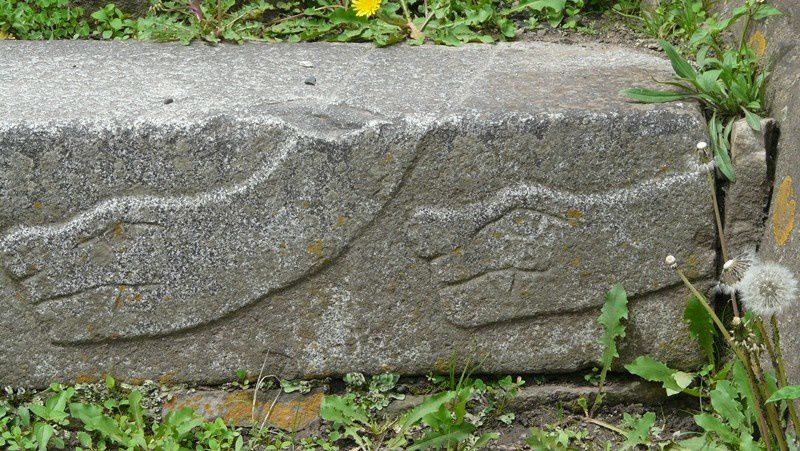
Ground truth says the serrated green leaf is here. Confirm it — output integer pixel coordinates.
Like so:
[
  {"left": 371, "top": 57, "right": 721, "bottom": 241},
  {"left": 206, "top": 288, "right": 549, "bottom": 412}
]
[
  {"left": 710, "top": 381, "right": 744, "bottom": 428},
  {"left": 694, "top": 413, "right": 738, "bottom": 444},
  {"left": 683, "top": 295, "right": 716, "bottom": 365},
  {"left": 597, "top": 283, "right": 628, "bottom": 373}
]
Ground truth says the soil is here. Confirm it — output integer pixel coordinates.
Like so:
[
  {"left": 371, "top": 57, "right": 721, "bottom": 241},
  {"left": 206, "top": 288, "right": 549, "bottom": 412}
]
[{"left": 518, "top": 12, "right": 665, "bottom": 57}]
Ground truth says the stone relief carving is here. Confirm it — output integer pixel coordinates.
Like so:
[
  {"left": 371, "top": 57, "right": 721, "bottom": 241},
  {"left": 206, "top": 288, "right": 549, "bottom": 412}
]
[{"left": 1, "top": 120, "right": 418, "bottom": 344}]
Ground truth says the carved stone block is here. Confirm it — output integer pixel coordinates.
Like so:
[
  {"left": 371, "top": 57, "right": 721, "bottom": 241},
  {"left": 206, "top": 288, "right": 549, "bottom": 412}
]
[{"left": 0, "top": 41, "right": 714, "bottom": 385}]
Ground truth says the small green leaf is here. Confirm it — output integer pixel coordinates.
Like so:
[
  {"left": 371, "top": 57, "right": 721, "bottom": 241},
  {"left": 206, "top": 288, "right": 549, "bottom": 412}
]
[
  {"left": 753, "top": 4, "right": 782, "bottom": 20},
  {"left": 660, "top": 39, "right": 696, "bottom": 81},
  {"left": 742, "top": 108, "right": 762, "bottom": 131},
  {"left": 766, "top": 385, "right": 800, "bottom": 403},
  {"left": 33, "top": 423, "right": 54, "bottom": 451},
  {"left": 619, "top": 88, "right": 693, "bottom": 103},
  {"left": 625, "top": 356, "right": 692, "bottom": 396}
]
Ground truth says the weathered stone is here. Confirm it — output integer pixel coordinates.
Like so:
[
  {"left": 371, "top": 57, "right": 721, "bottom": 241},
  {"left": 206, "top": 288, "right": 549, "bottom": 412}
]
[
  {"left": 162, "top": 388, "right": 323, "bottom": 430},
  {"left": 731, "top": 0, "right": 800, "bottom": 386},
  {"left": 724, "top": 118, "right": 776, "bottom": 256},
  {"left": 0, "top": 41, "right": 713, "bottom": 386},
  {"left": 508, "top": 380, "right": 667, "bottom": 410}
]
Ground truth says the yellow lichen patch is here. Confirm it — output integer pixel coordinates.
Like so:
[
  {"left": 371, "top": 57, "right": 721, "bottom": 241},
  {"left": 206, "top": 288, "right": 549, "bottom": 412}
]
[
  {"left": 74, "top": 373, "right": 100, "bottom": 384},
  {"left": 570, "top": 257, "right": 581, "bottom": 268},
  {"left": 32, "top": 201, "right": 43, "bottom": 209},
  {"left": 302, "top": 201, "right": 311, "bottom": 209},
  {"left": 452, "top": 246, "right": 463, "bottom": 256},
  {"left": 336, "top": 215, "right": 347, "bottom": 226},
  {"left": 113, "top": 223, "right": 124, "bottom": 238},
  {"left": 491, "top": 231, "right": 503, "bottom": 239},
  {"left": 749, "top": 30, "right": 767, "bottom": 58},
  {"left": 384, "top": 153, "right": 394, "bottom": 163},
  {"left": 514, "top": 216, "right": 525, "bottom": 225},
  {"left": 772, "top": 176, "right": 796, "bottom": 246},
  {"left": 566, "top": 208, "right": 583, "bottom": 227},
  {"left": 306, "top": 240, "right": 324, "bottom": 258}
]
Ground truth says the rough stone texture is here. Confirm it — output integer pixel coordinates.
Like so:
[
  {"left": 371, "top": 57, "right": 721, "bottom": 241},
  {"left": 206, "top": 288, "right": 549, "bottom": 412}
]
[
  {"left": 727, "top": 0, "right": 800, "bottom": 385},
  {"left": 0, "top": 41, "right": 713, "bottom": 386},
  {"left": 163, "top": 388, "right": 324, "bottom": 430},
  {"left": 724, "top": 118, "right": 776, "bottom": 257}
]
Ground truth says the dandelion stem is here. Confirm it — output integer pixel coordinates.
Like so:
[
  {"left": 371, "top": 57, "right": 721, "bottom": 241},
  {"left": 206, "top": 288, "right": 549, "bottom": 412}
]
[
  {"left": 705, "top": 168, "right": 740, "bottom": 317},
  {"left": 768, "top": 315, "right": 800, "bottom": 438},
  {"left": 676, "top": 268, "right": 773, "bottom": 448},
  {"left": 750, "top": 351, "right": 789, "bottom": 451}
]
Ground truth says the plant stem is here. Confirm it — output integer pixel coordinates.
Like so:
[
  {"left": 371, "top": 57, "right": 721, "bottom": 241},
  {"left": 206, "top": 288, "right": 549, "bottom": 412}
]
[
  {"left": 768, "top": 316, "right": 800, "bottom": 438},
  {"left": 398, "top": 0, "right": 413, "bottom": 25},
  {"left": 675, "top": 269, "right": 773, "bottom": 448},
  {"left": 740, "top": 351, "right": 776, "bottom": 450},
  {"left": 750, "top": 351, "right": 789, "bottom": 450},
  {"left": 705, "top": 168, "right": 741, "bottom": 317},
  {"left": 584, "top": 417, "right": 627, "bottom": 436}
]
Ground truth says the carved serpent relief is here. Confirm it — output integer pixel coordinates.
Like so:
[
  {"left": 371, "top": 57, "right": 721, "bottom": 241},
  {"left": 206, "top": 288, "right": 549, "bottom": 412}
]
[
  {"left": 1, "top": 109, "right": 706, "bottom": 345},
  {"left": 1, "top": 118, "right": 417, "bottom": 345},
  {"left": 406, "top": 173, "right": 705, "bottom": 328}
]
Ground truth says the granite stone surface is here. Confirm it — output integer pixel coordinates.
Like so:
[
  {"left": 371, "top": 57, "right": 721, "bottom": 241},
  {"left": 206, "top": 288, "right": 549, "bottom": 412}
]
[{"left": 0, "top": 41, "right": 713, "bottom": 386}]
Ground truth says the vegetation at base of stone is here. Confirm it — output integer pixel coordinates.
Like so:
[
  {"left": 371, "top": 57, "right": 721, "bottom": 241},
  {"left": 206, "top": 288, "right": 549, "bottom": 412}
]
[
  {"left": 0, "top": 0, "right": 641, "bottom": 45},
  {"left": 0, "top": 0, "right": 90, "bottom": 39},
  {"left": 621, "top": 0, "right": 779, "bottom": 182}
]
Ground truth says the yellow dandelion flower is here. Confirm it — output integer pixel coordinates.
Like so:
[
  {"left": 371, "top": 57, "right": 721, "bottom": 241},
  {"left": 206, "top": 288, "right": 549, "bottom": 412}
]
[{"left": 352, "top": 0, "right": 382, "bottom": 17}]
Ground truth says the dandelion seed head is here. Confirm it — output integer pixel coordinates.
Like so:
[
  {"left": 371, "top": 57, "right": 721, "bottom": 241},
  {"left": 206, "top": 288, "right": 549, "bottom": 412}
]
[
  {"left": 720, "top": 251, "right": 756, "bottom": 289},
  {"left": 739, "top": 261, "right": 798, "bottom": 317},
  {"left": 665, "top": 255, "right": 677, "bottom": 269},
  {"left": 696, "top": 141, "right": 708, "bottom": 150}
]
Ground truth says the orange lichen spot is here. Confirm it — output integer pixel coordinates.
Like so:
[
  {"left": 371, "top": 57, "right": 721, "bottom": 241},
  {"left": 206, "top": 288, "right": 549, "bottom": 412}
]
[
  {"left": 265, "top": 392, "right": 324, "bottom": 431},
  {"left": 158, "top": 372, "right": 177, "bottom": 385},
  {"left": 566, "top": 208, "right": 583, "bottom": 227},
  {"left": 133, "top": 293, "right": 142, "bottom": 301},
  {"left": 306, "top": 240, "right": 324, "bottom": 258},
  {"left": 32, "top": 201, "right": 43, "bottom": 209},
  {"left": 749, "top": 30, "right": 767, "bottom": 58},
  {"left": 773, "top": 176, "right": 796, "bottom": 246},
  {"left": 114, "top": 296, "right": 123, "bottom": 310},
  {"left": 570, "top": 257, "right": 581, "bottom": 268},
  {"left": 126, "top": 377, "right": 145, "bottom": 385}
]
